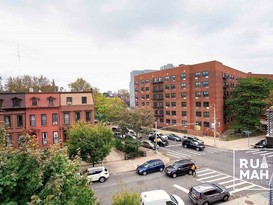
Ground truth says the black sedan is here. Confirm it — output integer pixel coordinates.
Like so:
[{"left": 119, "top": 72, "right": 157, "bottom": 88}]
[
  {"left": 167, "top": 133, "right": 182, "bottom": 141},
  {"left": 254, "top": 139, "right": 273, "bottom": 148}
]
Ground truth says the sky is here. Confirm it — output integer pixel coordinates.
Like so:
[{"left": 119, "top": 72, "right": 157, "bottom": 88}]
[{"left": 0, "top": 0, "right": 273, "bottom": 93}]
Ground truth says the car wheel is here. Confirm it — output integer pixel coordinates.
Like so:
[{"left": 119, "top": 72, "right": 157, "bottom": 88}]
[
  {"left": 196, "top": 147, "right": 200, "bottom": 151},
  {"left": 99, "top": 177, "right": 106, "bottom": 183},
  {"left": 143, "top": 171, "right": 147, "bottom": 176},
  {"left": 172, "top": 173, "right": 177, "bottom": 178},
  {"left": 203, "top": 202, "right": 209, "bottom": 205},
  {"left": 183, "top": 144, "right": 187, "bottom": 148},
  {"left": 159, "top": 168, "right": 164, "bottom": 172},
  {"left": 223, "top": 195, "right": 229, "bottom": 202},
  {"left": 189, "top": 170, "right": 193, "bottom": 175}
]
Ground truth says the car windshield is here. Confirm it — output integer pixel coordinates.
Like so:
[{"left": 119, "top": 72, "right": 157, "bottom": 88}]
[
  {"left": 192, "top": 188, "right": 201, "bottom": 198},
  {"left": 172, "top": 163, "right": 180, "bottom": 169},
  {"left": 143, "top": 162, "right": 149, "bottom": 167}
]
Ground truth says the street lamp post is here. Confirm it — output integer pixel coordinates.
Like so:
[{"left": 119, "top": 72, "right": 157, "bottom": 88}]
[{"left": 213, "top": 104, "right": 216, "bottom": 146}]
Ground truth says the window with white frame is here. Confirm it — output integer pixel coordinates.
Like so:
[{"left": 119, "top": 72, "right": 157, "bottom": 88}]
[
  {"left": 53, "top": 131, "right": 59, "bottom": 144},
  {"left": 41, "top": 114, "right": 47, "bottom": 126},
  {"left": 42, "top": 132, "right": 48, "bottom": 145},
  {"left": 30, "top": 114, "right": 36, "bottom": 126}
]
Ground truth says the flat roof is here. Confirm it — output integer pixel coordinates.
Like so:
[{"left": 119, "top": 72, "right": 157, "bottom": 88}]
[{"left": 141, "top": 190, "right": 170, "bottom": 202}]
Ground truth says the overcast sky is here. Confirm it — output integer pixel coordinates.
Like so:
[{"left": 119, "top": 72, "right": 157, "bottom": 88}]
[{"left": 0, "top": 0, "right": 272, "bottom": 93}]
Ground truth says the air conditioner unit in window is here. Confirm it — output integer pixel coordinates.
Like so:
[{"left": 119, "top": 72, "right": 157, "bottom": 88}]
[
  {"left": 67, "top": 102, "right": 72, "bottom": 105},
  {"left": 53, "top": 122, "right": 57, "bottom": 125}
]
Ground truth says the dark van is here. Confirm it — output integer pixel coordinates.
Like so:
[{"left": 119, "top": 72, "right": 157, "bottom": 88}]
[{"left": 136, "top": 159, "right": 165, "bottom": 175}]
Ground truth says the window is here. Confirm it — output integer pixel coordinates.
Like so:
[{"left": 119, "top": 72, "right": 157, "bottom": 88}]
[
  {"left": 135, "top": 95, "right": 138, "bottom": 100},
  {"left": 82, "top": 96, "right": 87, "bottom": 104},
  {"left": 165, "top": 76, "right": 170, "bottom": 81},
  {"left": 145, "top": 79, "right": 149, "bottom": 83},
  {"left": 141, "top": 79, "right": 145, "bottom": 84},
  {"left": 32, "top": 98, "right": 38, "bottom": 106},
  {"left": 52, "top": 113, "right": 58, "bottom": 125},
  {"left": 196, "top": 102, "right": 201, "bottom": 107},
  {"left": 4, "top": 116, "right": 11, "bottom": 127},
  {"left": 196, "top": 121, "right": 202, "bottom": 127},
  {"left": 146, "top": 95, "right": 149, "bottom": 99},
  {"left": 195, "top": 72, "right": 201, "bottom": 78},
  {"left": 172, "top": 119, "right": 177, "bottom": 124},
  {"left": 196, "top": 111, "right": 202, "bottom": 117},
  {"left": 145, "top": 87, "right": 149, "bottom": 91},
  {"left": 166, "top": 110, "right": 170, "bottom": 116},
  {"left": 64, "top": 113, "right": 70, "bottom": 124},
  {"left": 146, "top": 102, "right": 149, "bottom": 106},
  {"left": 135, "top": 88, "right": 138, "bottom": 92},
  {"left": 141, "top": 95, "right": 145, "bottom": 99},
  {"left": 13, "top": 98, "right": 20, "bottom": 107},
  {"left": 181, "top": 102, "right": 187, "bottom": 107},
  {"left": 42, "top": 132, "right": 48, "bottom": 145},
  {"left": 53, "top": 131, "right": 59, "bottom": 144},
  {"left": 41, "top": 114, "right": 47, "bottom": 126},
  {"left": 203, "top": 102, "right": 209, "bottom": 107},
  {"left": 171, "top": 102, "right": 176, "bottom": 107},
  {"left": 182, "top": 111, "right": 187, "bottom": 116},
  {"left": 166, "top": 119, "right": 170, "bottom": 124},
  {"left": 153, "top": 102, "right": 158, "bottom": 107},
  {"left": 204, "top": 121, "right": 210, "bottom": 128},
  {"left": 203, "top": 91, "right": 209, "bottom": 97},
  {"left": 30, "top": 114, "right": 36, "bottom": 126},
  {"left": 66, "top": 97, "right": 72, "bottom": 105},
  {"left": 171, "top": 84, "right": 176, "bottom": 89},
  {"left": 203, "top": 71, "right": 209, "bottom": 77},
  {"left": 171, "top": 75, "right": 176, "bottom": 81},
  {"left": 166, "top": 102, "right": 170, "bottom": 107},
  {"left": 165, "top": 93, "right": 170, "bottom": 98},
  {"left": 181, "top": 83, "right": 186, "bottom": 89},
  {"left": 48, "top": 97, "right": 54, "bottom": 106},
  {"left": 158, "top": 77, "right": 163, "bottom": 82},
  {"left": 182, "top": 120, "right": 187, "bottom": 125},
  {"left": 203, "top": 81, "right": 209, "bottom": 87},
  {"left": 75, "top": 112, "right": 81, "bottom": 121},
  {"left": 195, "top": 92, "right": 201, "bottom": 97},
  {"left": 203, "top": 112, "right": 210, "bottom": 117},
  {"left": 86, "top": 111, "right": 91, "bottom": 122},
  {"left": 181, "top": 92, "right": 186, "bottom": 98},
  {"left": 135, "top": 81, "right": 138, "bottom": 85},
  {"left": 180, "top": 73, "right": 186, "bottom": 79},
  {"left": 171, "top": 111, "right": 176, "bottom": 116},
  {"left": 17, "top": 115, "right": 23, "bottom": 127},
  {"left": 165, "top": 84, "right": 170, "bottom": 89},
  {"left": 171, "top": 93, "right": 176, "bottom": 98},
  {"left": 195, "top": 82, "right": 201, "bottom": 88},
  {"left": 141, "top": 87, "right": 145, "bottom": 91}
]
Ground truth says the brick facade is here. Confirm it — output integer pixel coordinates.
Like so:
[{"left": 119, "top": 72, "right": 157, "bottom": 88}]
[{"left": 134, "top": 60, "right": 273, "bottom": 136}]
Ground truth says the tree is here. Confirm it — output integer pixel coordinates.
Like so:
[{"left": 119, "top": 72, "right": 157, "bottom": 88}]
[
  {"left": 0, "top": 128, "right": 99, "bottom": 205},
  {"left": 226, "top": 77, "right": 273, "bottom": 132},
  {"left": 68, "top": 78, "right": 92, "bottom": 91},
  {"left": 94, "top": 92, "right": 128, "bottom": 122},
  {"left": 4, "top": 75, "right": 56, "bottom": 92},
  {"left": 67, "top": 121, "right": 113, "bottom": 166},
  {"left": 112, "top": 188, "right": 140, "bottom": 205}
]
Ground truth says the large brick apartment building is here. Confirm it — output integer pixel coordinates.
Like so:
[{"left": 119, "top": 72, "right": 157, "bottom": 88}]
[
  {"left": 134, "top": 60, "right": 273, "bottom": 137},
  {"left": 0, "top": 91, "right": 94, "bottom": 147}
]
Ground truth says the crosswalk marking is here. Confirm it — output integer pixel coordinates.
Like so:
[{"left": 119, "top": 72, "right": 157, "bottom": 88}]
[
  {"left": 206, "top": 176, "right": 230, "bottom": 182},
  {"left": 173, "top": 184, "right": 189, "bottom": 194},
  {"left": 198, "top": 170, "right": 217, "bottom": 177},
  {"left": 218, "top": 179, "right": 239, "bottom": 185},
  {"left": 196, "top": 168, "right": 210, "bottom": 174},
  {"left": 252, "top": 151, "right": 268, "bottom": 155},
  {"left": 225, "top": 181, "right": 248, "bottom": 189},
  {"left": 229, "top": 185, "right": 257, "bottom": 194},
  {"left": 198, "top": 173, "right": 223, "bottom": 181}
]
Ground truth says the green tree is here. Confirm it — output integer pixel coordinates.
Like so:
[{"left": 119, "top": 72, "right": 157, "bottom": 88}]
[
  {"left": 94, "top": 92, "right": 128, "bottom": 122},
  {"left": 4, "top": 75, "right": 55, "bottom": 92},
  {"left": 67, "top": 121, "right": 113, "bottom": 166},
  {"left": 68, "top": 78, "right": 92, "bottom": 91},
  {"left": 112, "top": 188, "right": 140, "bottom": 205},
  {"left": 0, "top": 130, "right": 99, "bottom": 205},
  {"left": 226, "top": 77, "right": 273, "bottom": 132}
]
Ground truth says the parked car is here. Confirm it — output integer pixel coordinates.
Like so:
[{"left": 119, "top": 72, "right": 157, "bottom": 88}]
[
  {"left": 182, "top": 136, "right": 204, "bottom": 144},
  {"left": 167, "top": 133, "right": 182, "bottom": 141},
  {"left": 84, "top": 166, "right": 109, "bottom": 183},
  {"left": 188, "top": 183, "right": 230, "bottom": 205},
  {"left": 136, "top": 159, "right": 165, "bottom": 175},
  {"left": 148, "top": 135, "right": 169, "bottom": 147},
  {"left": 164, "top": 159, "right": 195, "bottom": 178},
  {"left": 149, "top": 132, "right": 168, "bottom": 140},
  {"left": 141, "top": 140, "right": 158, "bottom": 150},
  {"left": 254, "top": 139, "right": 273, "bottom": 148},
  {"left": 182, "top": 138, "right": 205, "bottom": 151},
  {"left": 140, "top": 189, "right": 185, "bottom": 205}
]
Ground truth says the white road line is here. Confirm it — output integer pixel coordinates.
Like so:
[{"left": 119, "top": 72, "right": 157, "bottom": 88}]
[
  {"left": 206, "top": 176, "right": 230, "bottom": 182},
  {"left": 198, "top": 173, "right": 223, "bottom": 181},
  {"left": 267, "top": 155, "right": 273, "bottom": 158},
  {"left": 245, "top": 150, "right": 259, "bottom": 153},
  {"left": 225, "top": 181, "right": 249, "bottom": 189},
  {"left": 173, "top": 184, "right": 189, "bottom": 194},
  {"left": 229, "top": 185, "right": 257, "bottom": 194},
  {"left": 198, "top": 171, "right": 217, "bottom": 177},
  {"left": 167, "top": 150, "right": 193, "bottom": 157},
  {"left": 196, "top": 168, "right": 211, "bottom": 174},
  {"left": 261, "top": 152, "right": 273, "bottom": 156},
  {"left": 218, "top": 179, "right": 239, "bottom": 185},
  {"left": 252, "top": 151, "right": 268, "bottom": 155}
]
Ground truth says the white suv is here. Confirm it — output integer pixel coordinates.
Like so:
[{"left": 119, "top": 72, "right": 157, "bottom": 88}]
[{"left": 85, "top": 166, "right": 109, "bottom": 183}]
